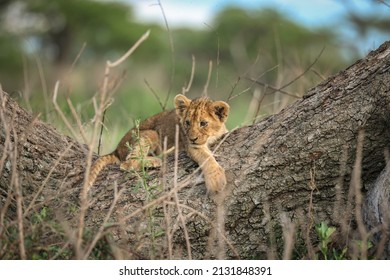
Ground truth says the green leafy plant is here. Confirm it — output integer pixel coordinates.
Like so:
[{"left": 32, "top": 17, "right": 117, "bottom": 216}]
[
  {"left": 332, "top": 247, "right": 348, "bottom": 260},
  {"left": 315, "top": 221, "right": 336, "bottom": 260},
  {"left": 125, "top": 120, "right": 164, "bottom": 258}
]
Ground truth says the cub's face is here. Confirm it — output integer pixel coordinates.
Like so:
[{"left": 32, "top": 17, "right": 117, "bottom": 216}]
[{"left": 174, "top": 94, "right": 230, "bottom": 146}]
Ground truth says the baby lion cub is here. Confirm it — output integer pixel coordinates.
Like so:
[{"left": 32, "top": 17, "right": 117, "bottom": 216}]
[{"left": 87, "top": 94, "right": 229, "bottom": 192}]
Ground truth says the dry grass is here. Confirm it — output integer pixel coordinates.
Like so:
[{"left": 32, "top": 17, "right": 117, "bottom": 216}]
[{"left": 0, "top": 30, "right": 389, "bottom": 260}]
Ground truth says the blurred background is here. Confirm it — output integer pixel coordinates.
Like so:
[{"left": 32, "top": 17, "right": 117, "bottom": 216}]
[{"left": 0, "top": 0, "right": 389, "bottom": 153}]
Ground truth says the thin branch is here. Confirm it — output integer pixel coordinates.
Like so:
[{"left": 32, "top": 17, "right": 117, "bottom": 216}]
[
  {"left": 52, "top": 81, "right": 79, "bottom": 139},
  {"left": 144, "top": 79, "right": 165, "bottom": 110},
  {"left": 162, "top": 138, "right": 173, "bottom": 259},
  {"left": 352, "top": 129, "right": 369, "bottom": 259},
  {"left": 9, "top": 119, "right": 26, "bottom": 259},
  {"left": 77, "top": 29, "right": 151, "bottom": 259},
  {"left": 228, "top": 64, "right": 279, "bottom": 102},
  {"left": 203, "top": 23, "right": 220, "bottom": 89},
  {"left": 32, "top": 50, "right": 50, "bottom": 121},
  {"left": 246, "top": 78, "right": 301, "bottom": 99},
  {"left": 0, "top": 86, "right": 12, "bottom": 176},
  {"left": 246, "top": 45, "right": 325, "bottom": 99},
  {"left": 182, "top": 55, "right": 196, "bottom": 95},
  {"left": 252, "top": 88, "right": 267, "bottom": 125},
  {"left": 376, "top": 0, "right": 390, "bottom": 8},
  {"left": 203, "top": 60, "right": 213, "bottom": 96},
  {"left": 96, "top": 71, "right": 126, "bottom": 155},
  {"left": 69, "top": 43, "right": 87, "bottom": 72},
  {"left": 21, "top": 54, "right": 32, "bottom": 112},
  {"left": 226, "top": 77, "right": 242, "bottom": 102},
  {"left": 280, "top": 212, "right": 296, "bottom": 260},
  {"left": 66, "top": 97, "right": 88, "bottom": 144},
  {"left": 311, "top": 68, "right": 327, "bottom": 81},
  {"left": 173, "top": 124, "right": 192, "bottom": 259},
  {"left": 215, "top": 31, "right": 220, "bottom": 89},
  {"left": 24, "top": 143, "right": 74, "bottom": 216},
  {"left": 107, "top": 30, "right": 150, "bottom": 68},
  {"left": 97, "top": 109, "right": 107, "bottom": 156},
  {"left": 59, "top": 42, "right": 87, "bottom": 92},
  {"left": 157, "top": 0, "right": 175, "bottom": 110},
  {"left": 279, "top": 45, "right": 325, "bottom": 90},
  {"left": 84, "top": 183, "right": 125, "bottom": 258},
  {"left": 163, "top": 201, "right": 240, "bottom": 259},
  {"left": 226, "top": 48, "right": 267, "bottom": 102}
]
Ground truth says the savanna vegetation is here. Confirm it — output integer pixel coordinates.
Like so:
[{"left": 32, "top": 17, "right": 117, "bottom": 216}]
[
  {"left": 0, "top": 0, "right": 389, "bottom": 259},
  {"left": 2, "top": 0, "right": 385, "bottom": 152}
]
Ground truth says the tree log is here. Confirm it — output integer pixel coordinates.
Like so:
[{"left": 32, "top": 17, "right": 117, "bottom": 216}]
[{"left": 1, "top": 41, "right": 389, "bottom": 260}]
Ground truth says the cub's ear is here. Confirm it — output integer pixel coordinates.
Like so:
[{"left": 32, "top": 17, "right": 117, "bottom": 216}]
[
  {"left": 212, "top": 101, "right": 230, "bottom": 122},
  {"left": 174, "top": 94, "right": 191, "bottom": 117}
]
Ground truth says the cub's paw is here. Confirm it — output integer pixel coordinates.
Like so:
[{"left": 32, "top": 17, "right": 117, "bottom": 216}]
[
  {"left": 144, "top": 157, "right": 162, "bottom": 169},
  {"left": 120, "top": 157, "right": 162, "bottom": 171},
  {"left": 203, "top": 165, "right": 226, "bottom": 192}
]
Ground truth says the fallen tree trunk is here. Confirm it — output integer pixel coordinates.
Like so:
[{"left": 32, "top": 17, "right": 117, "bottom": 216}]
[{"left": 1, "top": 41, "right": 389, "bottom": 260}]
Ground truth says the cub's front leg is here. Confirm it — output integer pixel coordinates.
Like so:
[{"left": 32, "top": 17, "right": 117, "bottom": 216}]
[{"left": 188, "top": 146, "right": 226, "bottom": 192}]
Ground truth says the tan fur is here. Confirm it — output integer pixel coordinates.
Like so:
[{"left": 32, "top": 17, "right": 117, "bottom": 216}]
[
  {"left": 174, "top": 94, "right": 229, "bottom": 192},
  {"left": 87, "top": 94, "right": 229, "bottom": 192},
  {"left": 88, "top": 154, "right": 120, "bottom": 187}
]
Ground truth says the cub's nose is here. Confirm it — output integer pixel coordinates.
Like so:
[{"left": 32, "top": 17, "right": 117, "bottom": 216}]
[{"left": 190, "top": 137, "right": 198, "bottom": 143}]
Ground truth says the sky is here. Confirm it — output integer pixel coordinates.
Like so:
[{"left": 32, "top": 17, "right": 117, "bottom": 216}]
[{"left": 124, "top": 0, "right": 389, "bottom": 54}]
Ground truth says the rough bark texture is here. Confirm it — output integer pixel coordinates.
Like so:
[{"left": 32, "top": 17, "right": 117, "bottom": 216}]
[{"left": 1, "top": 41, "right": 389, "bottom": 259}]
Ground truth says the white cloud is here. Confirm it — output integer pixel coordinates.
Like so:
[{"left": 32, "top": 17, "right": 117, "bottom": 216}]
[{"left": 127, "top": 0, "right": 214, "bottom": 28}]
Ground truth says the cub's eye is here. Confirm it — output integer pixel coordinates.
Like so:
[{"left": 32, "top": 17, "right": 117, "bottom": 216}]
[
  {"left": 185, "top": 120, "right": 191, "bottom": 126},
  {"left": 200, "top": 121, "right": 208, "bottom": 127}
]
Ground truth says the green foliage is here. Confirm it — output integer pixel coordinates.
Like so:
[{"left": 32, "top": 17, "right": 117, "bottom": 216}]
[
  {"left": 1, "top": 1, "right": 348, "bottom": 79},
  {"left": 332, "top": 247, "right": 348, "bottom": 260},
  {"left": 125, "top": 120, "right": 165, "bottom": 258},
  {"left": 354, "top": 239, "right": 374, "bottom": 253},
  {"left": 316, "top": 221, "right": 336, "bottom": 260},
  {"left": 20, "top": 0, "right": 163, "bottom": 62},
  {"left": 0, "top": 2, "right": 385, "bottom": 259},
  {"left": 0, "top": 1, "right": 353, "bottom": 140},
  {"left": 314, "top": 221, "right": 375, "bottom": 260}
]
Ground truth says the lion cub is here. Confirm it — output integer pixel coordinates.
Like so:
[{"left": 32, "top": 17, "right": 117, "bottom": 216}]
[{"left": 88, "top": 94, "right": 229, "bottom": 192}]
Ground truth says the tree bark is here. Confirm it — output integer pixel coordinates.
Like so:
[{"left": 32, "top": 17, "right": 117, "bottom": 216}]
[{"left": 1, "top": 41, "right": 389, "bottom": 260}]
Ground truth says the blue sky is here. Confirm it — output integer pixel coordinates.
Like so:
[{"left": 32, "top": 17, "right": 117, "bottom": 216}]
[{"left": 124, "top": 0, "right": 389, "bottom": 54}]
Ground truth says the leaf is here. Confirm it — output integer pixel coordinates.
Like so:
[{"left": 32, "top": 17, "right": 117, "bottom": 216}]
[{"left": 325, "top": 226, "right": 336, "bottom": 239}]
